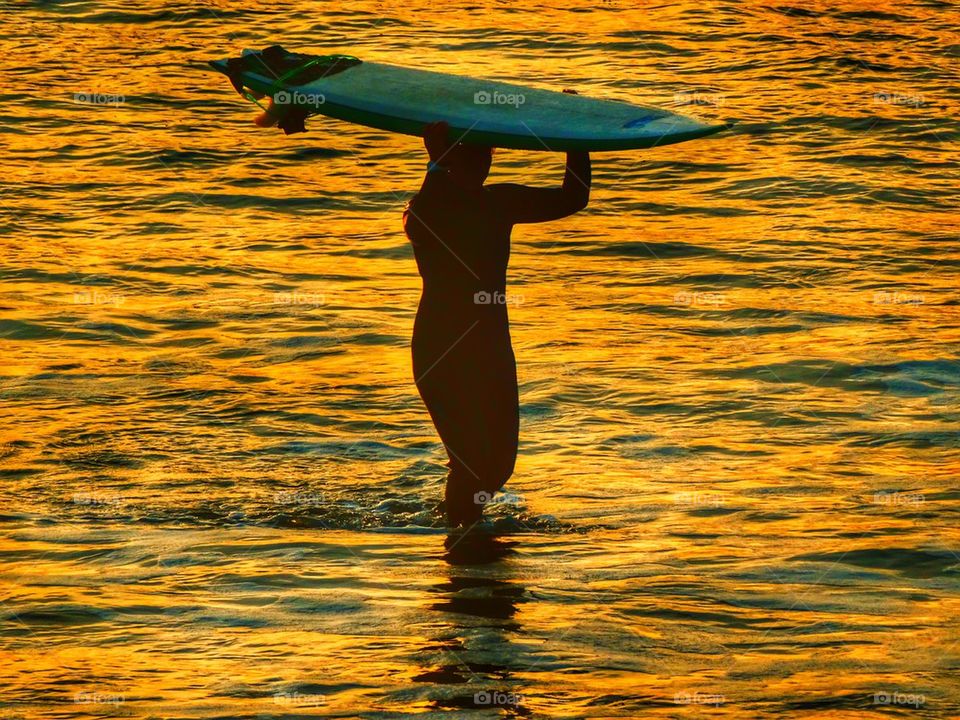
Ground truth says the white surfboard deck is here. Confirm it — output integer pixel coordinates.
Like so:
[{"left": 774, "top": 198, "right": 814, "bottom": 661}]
[{"left": 211, "top": 48, "right": 730, "bottom": 151}]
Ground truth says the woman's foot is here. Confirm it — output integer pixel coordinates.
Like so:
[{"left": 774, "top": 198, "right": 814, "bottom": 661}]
[{"left": 445, "top": 480, "right": 485, "bottom": 528}]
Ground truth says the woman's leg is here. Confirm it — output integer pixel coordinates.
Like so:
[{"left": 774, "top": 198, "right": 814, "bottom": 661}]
[
  {"left": 441, "top": 352, "right": 518, "bottom": 526},
  {"left": 413, "top": 315, "right": 519, "bottom": 526}
]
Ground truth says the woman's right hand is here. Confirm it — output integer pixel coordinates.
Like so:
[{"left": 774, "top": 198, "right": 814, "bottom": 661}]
[
  {"left": 423, "top": 121, "right": 452, "bottom": 163},
  {"left": 254, "top": 98, "right": 280, "bottom": 128}
]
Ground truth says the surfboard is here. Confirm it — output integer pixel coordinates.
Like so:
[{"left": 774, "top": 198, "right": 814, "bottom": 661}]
[{"left": 209, "top": 46, "right": 730, "bottom": 152}]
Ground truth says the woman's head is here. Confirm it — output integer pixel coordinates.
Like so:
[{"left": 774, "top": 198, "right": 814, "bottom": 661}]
[{"left": 446, "top": 142, "right": 494, "bottom": 187}]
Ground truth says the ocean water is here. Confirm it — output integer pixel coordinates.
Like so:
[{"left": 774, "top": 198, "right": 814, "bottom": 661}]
[{"left": 1, "top": 0, "right": 959, "bottom": 717}]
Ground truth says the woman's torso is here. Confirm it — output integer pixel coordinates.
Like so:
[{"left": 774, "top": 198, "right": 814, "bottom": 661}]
[{"left": 404, "top": 185, "right": 512, "bottom": 301}]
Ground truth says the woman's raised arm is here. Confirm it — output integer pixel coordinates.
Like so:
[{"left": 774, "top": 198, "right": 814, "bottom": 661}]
[{"left": 488, "top": 150, "right": 591, "bottom": 224}]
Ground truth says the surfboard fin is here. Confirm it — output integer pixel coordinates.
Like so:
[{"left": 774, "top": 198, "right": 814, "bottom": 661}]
[
  {"left": 277, "top": 108, "right": 309, "bottom": 135},
  {"left": 215, "top": 45, "right": 360, "bottom": 135}
]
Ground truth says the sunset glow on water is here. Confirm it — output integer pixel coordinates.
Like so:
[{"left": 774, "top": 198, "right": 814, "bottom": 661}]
[{"left": 2, "top": 1, "right": 959, "bottom": 717}]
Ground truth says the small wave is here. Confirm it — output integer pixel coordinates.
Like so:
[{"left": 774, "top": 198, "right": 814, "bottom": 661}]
[
  {"left": 55, "top": 8, "right": 258, "bottom": 24},
  {"left": 791, "top": 548, "right": 958, "bottom": 578},
  {"left": 711, "top": 359, "right": 953, "bottom": 396}
]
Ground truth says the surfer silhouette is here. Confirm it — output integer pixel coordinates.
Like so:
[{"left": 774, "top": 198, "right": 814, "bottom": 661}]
[{"left": 404, "top": 100, "right": 591, "bottom": 528}]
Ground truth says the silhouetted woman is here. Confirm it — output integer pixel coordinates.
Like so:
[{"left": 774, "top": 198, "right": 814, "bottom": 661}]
[{"left": 403, "top": 113, "right": 591, "bottom": 527}]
